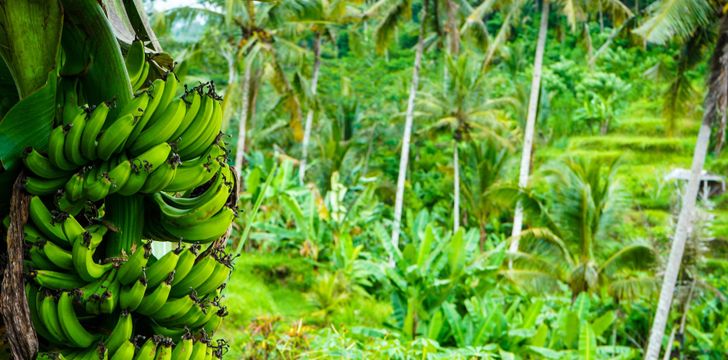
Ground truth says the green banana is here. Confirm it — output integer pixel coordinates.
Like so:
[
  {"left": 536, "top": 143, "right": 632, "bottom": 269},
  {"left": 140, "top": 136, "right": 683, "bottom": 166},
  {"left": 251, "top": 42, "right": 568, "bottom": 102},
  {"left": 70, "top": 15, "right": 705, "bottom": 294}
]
[
  {"left": 24, "top": 176, "right": 68, "bottom": 196},
  {"left": 154, "top": 338, "right": 173, "bottom": 360},
  {"left": 105, "top": 311, "right": 133, "bottom": 352},
  {"left": 132, "top": 60, "right": 150, "bottom": 91},
  {"left": 140, "top": 155, "right": 180, "bottom": 194},
  {"left": 119, "top": 274, "right": 147, "bottom": 311},
  {"left": 203, "top": 307, "right": 227, "bottom": 335},
  {"left": 118, "top": 242, "right": 151, "bottom": 285},
  {"left": 72, "top": 232, "right": 113, "bottom": 281},
  {"left": 153, "top": 293, "right": 197, "bottom": 322},
  {"left": 29, "top": 196, "right": 84, "bottom": 247},
  {"left": 49, "top": 125, "right": 77, "bottom": 171},
  {"left": 176, "top": 94, "right": 214, "bottom": 158},
  {"left": 65, "top": 111, "right": 88, "bottom": 166},
  {"left": 57, "top": 291, "right": 99, "bottom": 348},
  {"left": 84, "top": 170, "right": 113, "bottom": 202},
  {"left": 116, "top": 92, "right": 150, "bottom": 120},
  {"left": 162, "top": 145, "right": 224, "bottom": 193},
  {"left": 184, "top": 99, "right": 223, "bottom": 159},
  {"left": 39, "top": 292, "right": 69, "bottom": 343},
  {"left": 163, "top": 301, "right": 205, "bottom": 328},
  {"left": 99, "top": 276, "right": 120, "bottom": 314},
  {"left": 149, "top": 321, "right": 187, "bottom": 343},
  {"left": 81, "top": 102, "right": 110, "bottom": 160},
  {"left": 160, "top": 207, "right": 235, "bottom": 244},
  {"left": 97, "top": 113, "right": 136, "bottom": 161},
  {"left": 27, "top": 246, "right": 58, "bottom": 270},
  {"left": 133, "top": 337, "right": 157, "bottom": 360},
  {"left": 169, "top": 254, "right": 216, "bottom": 297},
  {"left": 130, "top": 99, "right": 186, "bottom": 155},
  {"left": 128, "top": 79, "right": 165, "bottom": 145},
  {"left": 65, "top": 172, "right": 85, "bottom": 201},
  {"left": 146, "top": 248, "right": 181, "bottom": 289},
  {"left": 132, "top": 142, "right": 173, "bottom": 174},
  {"left": 170, "top": 90, "right": 202, "bottom": 142},
  {"left": 136, "top": 273, "right": 174, "bottom": 316},
  {"left": 171, "top": 245, "right": 200, "bottom": 286},
  {"left": 111, "top": 340, "right": 136, "bottom": 360},
  {"left": 170, "top": 332, "right": 194, "bottom": 360},
  {"left": 189, "top": 340, "right": 207, "bottom": 360},
  {"left": 154, "top": 168, "right": 232, "bottom": 227},
  {"left": 126, "top": 40, "right": 146, "bottom": 86},
  {"left": 40, "top": 239, "right": 74, "bottom": 270},
  {"left": 155, "top": 73, "right": 179, "bottom": 117},
  {"left": 194, "top": 257, "right": 231, "bottom": 297},
  {"left": 27, "top": 284, "right": 58, "bottom": 345},
  {"left": 108, "top": 160, "right": 132, "bottom": 194},
  {"left": 23, "top": 148, "right": 72, "bottom": 179}
]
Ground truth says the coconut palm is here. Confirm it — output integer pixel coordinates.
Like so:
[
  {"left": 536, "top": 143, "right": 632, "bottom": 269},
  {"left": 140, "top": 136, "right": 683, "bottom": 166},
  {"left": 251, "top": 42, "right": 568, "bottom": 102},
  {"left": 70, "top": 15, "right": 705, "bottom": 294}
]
[
  {"left": 634, "top": 2, "right": 727, "bottom": 358},
  {"left": 510, "top": 0, "right": 632, "bottom": 252},
  {"left": 504, "top": 158, "right": 657, "bottom": 301}
]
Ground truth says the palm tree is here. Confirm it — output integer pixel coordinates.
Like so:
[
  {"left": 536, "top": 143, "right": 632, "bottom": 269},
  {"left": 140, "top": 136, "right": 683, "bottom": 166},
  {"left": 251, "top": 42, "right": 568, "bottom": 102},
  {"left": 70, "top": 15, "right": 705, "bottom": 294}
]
[
  {"left": 634, "top": 2, "right": 726, "bottom": 358},
  {"left": 504, "top": 158, "right": 657, "bottom": 301},
  {"left": 510, "top": 0, "right": 632, "bottom": 252},
  {"left": 297, "top": 0, "right": 362, "bottom": 184},
  {"left": 366, "top": 0, "right": 430, "bottom": 257}
]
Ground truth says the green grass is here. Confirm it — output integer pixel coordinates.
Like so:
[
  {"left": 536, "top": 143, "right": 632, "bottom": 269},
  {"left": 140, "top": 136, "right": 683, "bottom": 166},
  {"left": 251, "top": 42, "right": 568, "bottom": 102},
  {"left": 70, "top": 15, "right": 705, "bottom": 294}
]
[{"left": 567, "top": 135, "right": 695, "bottom": 153}]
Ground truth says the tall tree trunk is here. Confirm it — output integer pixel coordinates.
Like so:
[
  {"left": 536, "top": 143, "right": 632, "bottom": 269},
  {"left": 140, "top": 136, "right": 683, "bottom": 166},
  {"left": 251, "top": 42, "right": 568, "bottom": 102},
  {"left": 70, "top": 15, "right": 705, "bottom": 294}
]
[
  {"left": 644, "top": 120, "right": 711, "bottom": 360},
  {"left": 391, "top": 1, "right": 428, "bottom": 260},
  {"left": 299, "top": 33, "right": 322, "bottom": 184},
  {"left": 234, "top": 58, "right": 253, "bottom": 178},
  {"left": 510, "top": 0, "right": 549, "bottom": 252},
  {"left": 453, "top": 143, "right": 460, "bottom": 231}
]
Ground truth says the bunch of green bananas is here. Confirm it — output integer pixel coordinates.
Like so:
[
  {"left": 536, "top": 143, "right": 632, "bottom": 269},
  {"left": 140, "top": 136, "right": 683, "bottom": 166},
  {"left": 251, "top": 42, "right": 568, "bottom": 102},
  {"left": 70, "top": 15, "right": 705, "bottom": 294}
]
[{"left": 12, "top": 40, "right": 237, "bottom": 359}]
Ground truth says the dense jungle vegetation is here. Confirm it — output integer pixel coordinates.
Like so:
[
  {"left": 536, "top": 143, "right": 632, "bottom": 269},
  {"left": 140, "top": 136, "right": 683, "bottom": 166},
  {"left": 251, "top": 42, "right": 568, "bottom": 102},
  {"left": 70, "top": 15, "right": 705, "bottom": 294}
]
[{"left": 154, "top": 0, "right": 726, "bottom": 358}]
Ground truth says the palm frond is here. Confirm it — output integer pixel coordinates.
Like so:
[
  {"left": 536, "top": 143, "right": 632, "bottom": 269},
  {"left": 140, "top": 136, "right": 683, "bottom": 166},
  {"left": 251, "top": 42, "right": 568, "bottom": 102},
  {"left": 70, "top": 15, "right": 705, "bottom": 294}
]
[
  {"left": 634, "top": 0, "right": 717, "bottom": 44},
  {"left": 500, "top": 269, "right": 563, "bottom": 294},
  {"left": 598, "top": 244, "right": 656, "bottom": 276},
  {"left": 607, "top": 275, "right": 657, "bottom": 300}
]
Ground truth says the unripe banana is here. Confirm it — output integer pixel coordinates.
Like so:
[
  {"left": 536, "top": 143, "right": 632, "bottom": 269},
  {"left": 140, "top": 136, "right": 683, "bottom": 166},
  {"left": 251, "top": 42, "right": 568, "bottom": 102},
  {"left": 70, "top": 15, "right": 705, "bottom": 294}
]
[
  {"left": 23, "top": 148, "right": 72, "bottom": 179},
  {"left": 140, "top": 154, "right": 180, "bottom": 194},
  {"left": 160, "top": 207, "right": 235, "bottom": 244},
  {"left": 136, "top": 273, "right": 174, "bottom": 316},
  {"left": 27, "top": 246, "right": 58, "bottom": 271},
  {"left": 108, "top": 160, "right": 132, "bottom": 194},
  {"left": 155, "top": 73, "right": 179, "bottom": 116},
  {"left": 133, "top": 60, "right": 150, "bottom": 91},
  {"left": 29, "top": 196, "right": 84, "bottom": 247},
  {"left": 189, "top": 340, "right": 208, "bottom": 360},
  {"left": 40, "top": 239, "right": 73, "bottom": 270},
  {"left": 125, "top": 40, "right": 146, "bottom": 86},
  {"left": 119, "top": 274, "right": 147, "bottom": 311},
  {"left": 65, "top": 111, "right": 88, "bottom": 166},
  {"left": 105, "top": 311, "right": 133, "bottom": 352},
  {"left": 171, "top": 245, "right": 200, "bottom": 286},
  {"left": 170, "top": 332, "right": 194, "bottom": 360},
  {"left": 81, "top": 102, "right": 110, "bottom": 160},
  {"left": 194, "top": 258, "right": 231, "bottom": 297},
  {"left": 153, "top": 337, "right": 174, "bottom": 360},
  {"left": 111, "top": 340, "right": 136, "bottom": 360},
  {"left": 176, "top": 94, "right": 214, "bottom": 157},
  {"left": 146, "top": 248, "right": 181, "bottom": 289},
  {"left": 116, "top": 91, "right": 150, "bottom": 119},
  {"left": 128, "top": 79, "right": 165, "bottom": 145},
  {"left": 97, "top": 113, "right": 136, "bottom": 161},
  {"left": 134, "top": 337, "right": 157, "bottom": 360},
  {"left": 26, "top": 284, "right": 58, "bottom": 345},
  {"left": 184, "top": 99, "right": 223, "bottom": 159},
  {"left": 48, "top": 125, "right": 77, "bottom": 171},
  {"left": 84, "top": 171, "right": 113, "bottom": 202},
  {"left": 129, "top": 99, "right": 186, "bottom": 155},
  {"left": 24, "top": 176, "right": 68, "bottom": 196},
  {"left": 169, "top": 255, "right": 216, "bottom": 297},
  {"left": 72, "top": 231, "right": 113, "bottom": 281},
  {"left": 203, "top": 306, "right": 227, "bottom": 335},
  {"left": 39, "top": 292, "right": 68, "bottom": 343},
  {"left": 118, "top": 242, "right": 151, "bottom": 285},
  {"left": 65, "top": 171, "right": 85, "bottom": 201},
  {"left": 153, "top": 293, "right": 197, "bottom": 322},
  {"left": 170, "top": 90, "right": 202, "bottom": 142},
  {"left": 155, "top": 168, "right": 232, "bottom": 227},
  {"left": 57, "top": 291, "right": 99, "bottom": 347}
]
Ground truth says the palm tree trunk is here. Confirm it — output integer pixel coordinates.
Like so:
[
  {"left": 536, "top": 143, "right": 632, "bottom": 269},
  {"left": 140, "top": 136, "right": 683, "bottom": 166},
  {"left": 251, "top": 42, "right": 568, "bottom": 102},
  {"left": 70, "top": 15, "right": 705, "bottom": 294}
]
[
  {"left": 299, "top": 33, "right": 322, "bottom": 184},
  {"left": 510, "top": 0, "right": 549, "bottom": 252},
  {"left": 391, "top": 0, "right": 428, "bottom": 259},
  {"left": 453, "top": 143, "right": 460, "bottom": 231},
  {"left": 645, "top": 120, "right": 711, "bottom": 360},
  {"left": 234, "top": 58, "right": 252, "bottom": 177}
]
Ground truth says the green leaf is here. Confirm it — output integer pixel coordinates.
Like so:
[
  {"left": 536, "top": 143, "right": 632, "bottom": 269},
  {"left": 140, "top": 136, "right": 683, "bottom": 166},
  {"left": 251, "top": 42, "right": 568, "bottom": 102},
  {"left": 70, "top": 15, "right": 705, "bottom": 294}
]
[
  {"left": 529, "top": 323, "right": 549, "bottom": 347},
  {"left": 572, "top": 292, "right": 591, "bottom": 320},
  {"left": 526, "top": 346, "right": 562, "bottom": 359},
  {"left": 417, "top": 224, "right": 434, "bottom": 269},
  {"left": 0, "top": 70, "right": 56, "bottom": 170},
  {"left": 427, "top": 309, "right": 443, "bottom": 340},
  {"left": 578, "top": 322, "right": 597, "bottom": 360},
  {"left": 442, "top": 302, "right": 465, "bottom": 347},
  {"left": 0, "top": 59, "right": 19, "bottom": 117},
  {"left": 590, "top": 311, "right": 615, "bottom": 338}
]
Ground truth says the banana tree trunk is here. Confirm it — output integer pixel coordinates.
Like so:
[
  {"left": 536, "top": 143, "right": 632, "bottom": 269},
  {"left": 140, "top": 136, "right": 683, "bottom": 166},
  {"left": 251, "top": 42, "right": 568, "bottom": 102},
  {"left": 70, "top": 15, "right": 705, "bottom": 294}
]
[
  {"left": 453, "top": 142, "right": 460, "bottom": 231},
  {"left": 299, "top": 33, "right": 322, "bottom": 184},
  {"left": 391, "top": 0, "right": 428, "bottom": 258},
  {"left": 645, "top": 120, "right": 711, "bottom": 360},
  {"left": 510, "top": 0, "right": 549, "bottom": 252},
  {"left": 234, "top": 59, "right": 252, "bottom": 177}
]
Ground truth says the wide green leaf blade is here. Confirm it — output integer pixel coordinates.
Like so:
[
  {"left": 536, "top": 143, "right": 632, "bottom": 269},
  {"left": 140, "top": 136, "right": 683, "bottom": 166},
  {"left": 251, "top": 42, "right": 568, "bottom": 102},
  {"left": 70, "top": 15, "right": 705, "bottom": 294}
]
[{"left": 579, "top": 321, "right": 597, "bottom": 360}]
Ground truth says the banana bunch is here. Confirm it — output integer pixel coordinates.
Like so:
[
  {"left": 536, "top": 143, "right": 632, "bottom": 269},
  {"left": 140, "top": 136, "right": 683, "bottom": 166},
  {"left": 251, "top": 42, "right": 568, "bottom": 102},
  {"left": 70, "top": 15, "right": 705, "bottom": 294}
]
[{"left": 16, "top": 40, "right": 237, "bottom": 359}]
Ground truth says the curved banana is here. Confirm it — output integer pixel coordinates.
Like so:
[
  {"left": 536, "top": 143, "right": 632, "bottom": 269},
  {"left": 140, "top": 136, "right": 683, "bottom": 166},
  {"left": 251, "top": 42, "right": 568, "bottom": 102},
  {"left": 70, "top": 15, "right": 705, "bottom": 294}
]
[
  {"left": 27, "top": 245, "right": 57, "bottom": 271},
  {"left": 154, "top": 337, "right": 174, "bottom": 360},
  {"left": 129, "top": 99, "right": 186, "bottom": 155},
  {"left": 155, "top": 169, "right": 232, "bottom": 227},
  {"left": 64, "top": 111, "right": 88, "bottom": 166},
  {"left": 153, "top": 294, "right": 197, "bottom": 322},
  {"left": 133, "top": 60, "right": 150, "bottom": 91},
  {"left": 171, "top": 245, "right": 200, "bottom": 286},
  {"left": 57, "top": 291, "right": 99, "bottom": 348},
  {"left": 111, "top": 340, "right": 136, "bottom": 360},
  {"left": 108, "top": 160, "right": 132, "bottom": 194},
  {"left": 170, "top": 332, "right": 194, "bottom": 360},
  {"left": 155, "top": 73, "right": 179, "bottom": 117},
  {"left": 48, "top": 125, "right": 77, "bottom": 171},
  {"left": 189, "top": 340, "right": 208, "bottom": 360},
  {"left": 29, "top": 196, "right": 84, "bottom": 247},
  {"left": 97, "top": 113, "right": 136, "bottom": 161},
  {"left": 23, "top": 148, "right": 72, "bottom": 179},
  {"left": 146, "top": 248, "right": 181, "bottom": 289},
  {"left": 125, "top": 40, "right": 146, "bottom": 86},
  {"left": 175, "top": 94, "right": 214, "bottom": 157},
  {"left": 119, "top": 274, "right": 147, "bottom": 311},
  {"left": 169, "top": 254, "right": 216, "bottom": 297},
  {"left": 105, "top": 311, "right": 133, "bottom": 352},
  {"left": 203, "top": 306, "right": 227, "bottom": 335},
  {"left": 140, "top": 155, "right": 179, "bottom": 194},
  {"left": 134, "top": 337, "right": 157, "bottom": 360},
  {"left": 65, "top": 172, "right": 85, "bottom": 201},
  {"left": 170, "top": 90, "right": 202, "bottom": 143},
  {"left": 72, "top": 232, "right": 114, "bottom": 281},
  {"left": 160, "top": 207, "right": 235, "bottom": 244},
  {"left": 136, "top": 272, "right": 174, "bottom": 316},
  {"left": 132, "top": 142, "right": 173, "bottom": 174},
  {"left": 81, "top": 102, "right": 110, "bottom": 160},
  {"left": 184, "top": 99, "right": 223, "bottom": 159},
  {"left": 162, "top": 145, "right": 224, "bottom": 193},
  {"left": 118, "top": 242, "right": 151, "bottom": 285},
  {"left": 194, "top": 258, "right": 231, "bottom": 297},
  {"left": 117, "top": 91, "right": 150, "bottom": 119},
  {"left": 39, "top": 292, "right": 68, "bottom": 343},
  {"left": 27, "top": 285, "right": 58, "bottom": 345},
  {"left": 24, "top": 176, "right": 68, "bottom": 196},
  {"left": 84, "top": 170, "right": 113, "bottom": 202},
  {"left": 40, "top": 239, "right": 73, "bottom": 270},
  {"left": 128, "top": 79, "right": 165, "bottom": 145}
]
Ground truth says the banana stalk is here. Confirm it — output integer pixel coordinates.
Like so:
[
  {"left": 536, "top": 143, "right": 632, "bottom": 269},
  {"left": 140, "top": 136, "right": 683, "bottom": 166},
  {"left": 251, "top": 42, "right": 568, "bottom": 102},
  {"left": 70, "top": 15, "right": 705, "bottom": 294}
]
[{"left": 105, "top": 194, "right": 144, "bottom": 257}]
